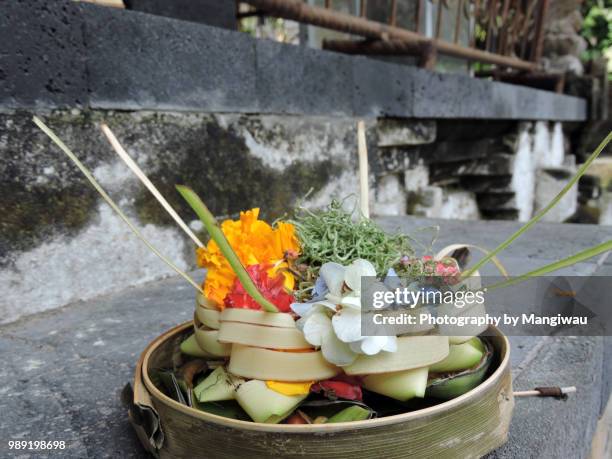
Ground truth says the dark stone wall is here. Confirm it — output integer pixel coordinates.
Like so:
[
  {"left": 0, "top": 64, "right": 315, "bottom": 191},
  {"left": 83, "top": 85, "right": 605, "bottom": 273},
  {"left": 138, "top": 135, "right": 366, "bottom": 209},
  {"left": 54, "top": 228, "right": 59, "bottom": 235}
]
[
  {"left": 0, "top": 0, "right": 88, "bottom": 107},
  {"left": 0, "top": 0, "right": 587, "bottom": 120},
  {"left": 125, "top": 0, "right": 236, "bottom": 29}
]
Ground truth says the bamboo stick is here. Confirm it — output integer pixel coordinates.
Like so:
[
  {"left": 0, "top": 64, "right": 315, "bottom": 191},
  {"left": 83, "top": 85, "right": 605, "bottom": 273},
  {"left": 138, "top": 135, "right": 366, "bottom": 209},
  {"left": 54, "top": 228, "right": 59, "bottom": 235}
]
[
  {"left": 357, "top": 121, "right": 370, "bottom": 219},
  {"left": 100, "top": 124, "right": 205, "bottom": 248}
]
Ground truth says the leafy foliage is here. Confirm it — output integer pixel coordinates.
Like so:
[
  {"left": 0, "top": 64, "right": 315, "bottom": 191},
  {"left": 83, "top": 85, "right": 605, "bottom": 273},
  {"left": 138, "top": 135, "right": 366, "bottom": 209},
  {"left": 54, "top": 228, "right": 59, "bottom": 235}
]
[
  {"left": 581, "top": 0, "right": 612, "bottom": 74},
  {"left": 291, "top": 200, "right": 414, "bottom": 277}
]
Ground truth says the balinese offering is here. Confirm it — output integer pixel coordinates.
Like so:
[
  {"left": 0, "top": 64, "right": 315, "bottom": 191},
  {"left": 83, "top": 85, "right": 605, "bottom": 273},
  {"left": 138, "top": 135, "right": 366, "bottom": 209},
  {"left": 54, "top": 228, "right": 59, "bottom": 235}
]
[
  {"left": 32, "top": 116, "right": 611, "bottom": 457},
  {"left": 177, "top": 193, "right": 495, "bottom": 423}
]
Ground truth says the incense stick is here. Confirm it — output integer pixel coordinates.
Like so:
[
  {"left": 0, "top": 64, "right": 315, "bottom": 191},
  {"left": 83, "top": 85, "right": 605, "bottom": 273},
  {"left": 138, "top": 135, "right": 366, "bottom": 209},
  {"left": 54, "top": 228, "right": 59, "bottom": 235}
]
[
  {"left": 100, "top": 124, "right": 204, "bottom": 248},
  {"left": 33, "top": 116, "right": 204, "bottom": 294},
  {"left": 513, "top": 386, "right": 576, "bottom": 398},
  {"left": 357, "top": 121, "right": 370, "bottom": 219}
]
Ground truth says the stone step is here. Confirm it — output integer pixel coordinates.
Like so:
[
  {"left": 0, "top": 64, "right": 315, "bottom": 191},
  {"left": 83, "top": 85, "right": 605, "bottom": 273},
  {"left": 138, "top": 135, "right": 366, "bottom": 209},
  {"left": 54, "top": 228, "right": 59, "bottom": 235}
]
[
  {"left": 476, "top": 192, "right": 518, "bottom": 210},
  {"left": 459, "top": 175, "right": 514, "bottom": 193},
  {"left": 429, "top": 154, "right": 515, "bottom": 183}
]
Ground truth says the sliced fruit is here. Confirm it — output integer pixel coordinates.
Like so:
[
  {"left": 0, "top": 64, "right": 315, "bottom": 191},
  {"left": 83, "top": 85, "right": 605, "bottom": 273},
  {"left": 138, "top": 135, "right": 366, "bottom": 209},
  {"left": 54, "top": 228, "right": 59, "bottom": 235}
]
[
  {"left": 180, "top": 334, "right": 214, "bottom": 358},
  {"left": 193, "top": 366, "right": 244, "bottom": 402},
  {"left": 229, "top": 344, "right": 340, "bottom": 381},
  {"left": 217, "top": 321, "right": 311, "bottom": 350},
  {"left": 344, "top": 336, "right": 449, "bottom": 375},
  {"left": 219, "top": 308, "right": 296, "bottom": 328},
  {"left": 449, "top": 336, "right": 475, "bottom": 345},
  {"left": 235, "top": 380, "right": 307, "bottom": 423},
  {"left": 266, "top": 381, "right": 314, "bottom": 396},
  {"left": 195, "top": 306, "right": 221, "bottom": 330},
  {"left": 427, "top": 339, "right": 493, "bottom": 400},
  {"left": 326, "top": 405, "right": 372, "bottom": 423},
  {"left": 429, "top": 338, "right": 484, "bottom": 373},
  {"left": 362, "top": 366, "right": 429, "bottom": 401},
  {"left": 194, "top": 327, "right": 232, "bottom": 357}
]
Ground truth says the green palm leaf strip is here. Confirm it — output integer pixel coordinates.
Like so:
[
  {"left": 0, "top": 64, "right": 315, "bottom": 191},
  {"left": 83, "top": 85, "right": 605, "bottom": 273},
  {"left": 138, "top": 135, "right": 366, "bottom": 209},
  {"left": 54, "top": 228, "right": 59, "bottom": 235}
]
[
  {"left": 176, "top": 185, "right": 279, "bottom": 313},
  {"left": 462, "top": 130, "right": 612, "bottom": 279},
  {"left": 489, "top": 239, "right": 612, "bottom": 290}
]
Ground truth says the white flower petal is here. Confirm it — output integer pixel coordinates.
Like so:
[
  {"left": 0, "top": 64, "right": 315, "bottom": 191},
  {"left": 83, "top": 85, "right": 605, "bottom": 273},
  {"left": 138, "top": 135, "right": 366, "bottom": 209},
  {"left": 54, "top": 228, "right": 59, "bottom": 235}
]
[
  {"left": 382, "top": 335, "right": 398, "bottom": 352},
  {"left": 296, "top": 304, "right": 326, "bottom": 332},
  {"left": 344, "top": 259, "right": 377, "bottom": 292},
  {"left": 359, "top": 336, "right": 389, "bottom": 355},
  {"left": 321, "top": 330, "right": 358, "bottom": 366},
  {"left": 312, "top": 275, "right": 328, "bottom": 299},
  {"left": 302, "top": 312, "right": 332, "bottom": 347},
  {"left": 314, "top": 300, "right": 339, "bottom": 312},
  {"left": 349, "top": 340, "right": 363, "bottom": 353},
  {"left": 320, "top": 262, "right": 346, "bottom": 297},
  {"left": 331, "top": 308, "right": 362, "bottom": 343},
  {"left": 290, "top": 302, "right": 314, "bottom": 317},
  {"left": 340, "top": 295, "right": 362, "bottom": 310}
]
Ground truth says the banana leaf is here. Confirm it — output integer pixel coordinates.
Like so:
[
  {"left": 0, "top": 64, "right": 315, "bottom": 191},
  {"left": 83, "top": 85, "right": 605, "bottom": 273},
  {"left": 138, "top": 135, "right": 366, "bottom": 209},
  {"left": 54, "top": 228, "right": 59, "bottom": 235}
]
[{"left": 426, "top": 339, "right": 493, "bottom": 400}]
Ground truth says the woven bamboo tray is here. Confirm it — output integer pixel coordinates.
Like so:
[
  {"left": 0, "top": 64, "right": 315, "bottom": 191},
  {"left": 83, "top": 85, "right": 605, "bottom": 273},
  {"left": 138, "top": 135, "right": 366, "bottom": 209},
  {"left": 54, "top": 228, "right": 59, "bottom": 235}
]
[{"left": 127, "top": 322, "right": 513, "bottom": 458}]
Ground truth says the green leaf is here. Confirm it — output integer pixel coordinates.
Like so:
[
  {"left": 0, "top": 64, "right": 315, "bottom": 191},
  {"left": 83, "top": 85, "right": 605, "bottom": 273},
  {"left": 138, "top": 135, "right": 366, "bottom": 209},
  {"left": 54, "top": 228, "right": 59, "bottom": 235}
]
[
  {"left": 192, "top": 395, "right": 251, "bottom": 421},
  {"left": 326, "top": 405, "right": 373, "bottom": 423},
  {"left": 176, "top": 185, "right": 279, "bottom": 313},
  {"left": 489, "top": 239, "right": 612, "bottom": 290},
  {"left": 462, "top": 131, "right": 612, "bottom": 279}
]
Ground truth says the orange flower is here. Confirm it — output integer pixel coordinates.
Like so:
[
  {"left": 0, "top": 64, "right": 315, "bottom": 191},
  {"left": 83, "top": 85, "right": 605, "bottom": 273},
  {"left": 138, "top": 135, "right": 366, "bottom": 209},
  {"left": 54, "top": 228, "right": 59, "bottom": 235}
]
[{"left": 196, "top": 208, "right": 300, "bottom": 308}]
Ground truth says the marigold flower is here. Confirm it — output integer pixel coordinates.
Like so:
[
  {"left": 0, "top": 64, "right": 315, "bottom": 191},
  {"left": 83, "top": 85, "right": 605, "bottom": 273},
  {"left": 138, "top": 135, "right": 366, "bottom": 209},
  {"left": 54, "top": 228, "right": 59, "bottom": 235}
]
[{"left": 196, "top": 208, "right": 300, "bottom": 308}]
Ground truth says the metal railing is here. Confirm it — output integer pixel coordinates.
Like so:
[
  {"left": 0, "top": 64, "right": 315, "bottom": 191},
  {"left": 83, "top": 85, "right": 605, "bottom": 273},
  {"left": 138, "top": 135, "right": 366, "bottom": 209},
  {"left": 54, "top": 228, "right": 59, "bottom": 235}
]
[{"left": 241, "top": 0, "right": 550, "bottom": 72}]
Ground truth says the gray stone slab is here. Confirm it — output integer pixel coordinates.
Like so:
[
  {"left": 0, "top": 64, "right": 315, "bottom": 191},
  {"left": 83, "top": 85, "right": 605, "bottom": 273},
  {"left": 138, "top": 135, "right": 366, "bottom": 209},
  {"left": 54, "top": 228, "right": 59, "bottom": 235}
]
[
  {"left": 351, "top": 56, "right": 415, "bottom": 118},
  {"left": 0, "top": 0, "right": 89, "bottom": 109},
  {"left": 255, "top": 39, "right": 353, "bottom": 116},
  {"left": 125, "top": 0, "right": 236, "bottom": 29},
  {"left": 83, "top": 4, "right": 257, "bottom": 112},
  {"left": 0, "top": 272, "right": 198, "bottom": 459},
  {"left": 376, "top": 216, "right": 612, "bottom": 267},
  {"left": 489, "top": 336, "right": 604, "bottom": 459},
  {"left": 412, "top": 67, "right": 587, "bottom": 121},
  {"left": 0, "top": 267, "right": 605, "bottom": 458}
]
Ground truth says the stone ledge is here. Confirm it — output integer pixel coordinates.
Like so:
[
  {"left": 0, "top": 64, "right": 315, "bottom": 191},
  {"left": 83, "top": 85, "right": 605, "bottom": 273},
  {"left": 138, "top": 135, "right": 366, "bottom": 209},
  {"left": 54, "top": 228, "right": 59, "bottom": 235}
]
[{"left": 0, "top": 0, "right": 587, "bottom": 121}]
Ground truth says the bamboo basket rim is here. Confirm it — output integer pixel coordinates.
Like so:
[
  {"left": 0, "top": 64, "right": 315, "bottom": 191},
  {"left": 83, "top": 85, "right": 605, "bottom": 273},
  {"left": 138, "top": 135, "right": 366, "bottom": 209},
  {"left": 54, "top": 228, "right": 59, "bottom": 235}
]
[{"left": 142, "top": 321, "right": 511, "bottom": 433}]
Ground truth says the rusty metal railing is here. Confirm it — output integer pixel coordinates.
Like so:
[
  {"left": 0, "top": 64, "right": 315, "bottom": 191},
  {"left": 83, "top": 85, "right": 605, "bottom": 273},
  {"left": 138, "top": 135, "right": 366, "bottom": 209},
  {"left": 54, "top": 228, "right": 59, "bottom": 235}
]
[{"left": 241, "top": 0, "right": 550, "bottom": 72}]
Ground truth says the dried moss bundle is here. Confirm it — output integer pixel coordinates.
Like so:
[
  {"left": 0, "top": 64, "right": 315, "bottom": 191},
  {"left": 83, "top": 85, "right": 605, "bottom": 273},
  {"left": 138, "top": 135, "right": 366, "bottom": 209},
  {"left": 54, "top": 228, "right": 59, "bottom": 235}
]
[{"left": 290, "top": 200, "right": 413, "bottom": 279}]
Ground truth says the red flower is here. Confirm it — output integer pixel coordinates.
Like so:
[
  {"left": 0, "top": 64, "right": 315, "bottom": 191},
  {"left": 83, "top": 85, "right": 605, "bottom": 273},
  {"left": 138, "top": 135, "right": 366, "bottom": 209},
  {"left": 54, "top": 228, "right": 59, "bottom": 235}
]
[
  {"left": 311, "top": 377, "right": 363, "bottom": 401},
  {"left": 223, "top": 264, "right": 294, "bottom": 313}
]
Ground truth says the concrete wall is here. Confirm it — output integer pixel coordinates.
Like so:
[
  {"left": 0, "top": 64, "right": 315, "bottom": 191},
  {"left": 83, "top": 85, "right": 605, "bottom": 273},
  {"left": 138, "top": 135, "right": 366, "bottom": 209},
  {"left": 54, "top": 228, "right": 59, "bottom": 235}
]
[
  {"left": 1, "top": 110, "right": 584, "bottom": 324},
  {"left": 0, "top": 111, "right": 363, "bottom": 324},
  {"left": 372, "top": 120, "right": 577, "bottom": 223}
]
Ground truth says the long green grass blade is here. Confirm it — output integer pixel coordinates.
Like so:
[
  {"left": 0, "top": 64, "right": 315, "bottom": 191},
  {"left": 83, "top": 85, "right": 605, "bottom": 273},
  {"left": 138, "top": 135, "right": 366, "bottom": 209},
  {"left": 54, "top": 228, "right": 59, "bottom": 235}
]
[
  {"left": 176, "top": 185, "right": 279, "bottom": 313},
  {"left": 462, "top": 130, "right": 612, "bottom": 279},
  {"left": 489, "top": 240, "right": 612, "bottom": 290}
]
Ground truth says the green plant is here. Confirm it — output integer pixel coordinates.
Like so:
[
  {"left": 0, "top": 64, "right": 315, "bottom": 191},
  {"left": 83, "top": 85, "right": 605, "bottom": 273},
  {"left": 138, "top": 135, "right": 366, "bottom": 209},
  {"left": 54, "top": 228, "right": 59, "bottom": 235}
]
[{"left": 581, "top": 0, "right": 612, "bottom": 75}]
